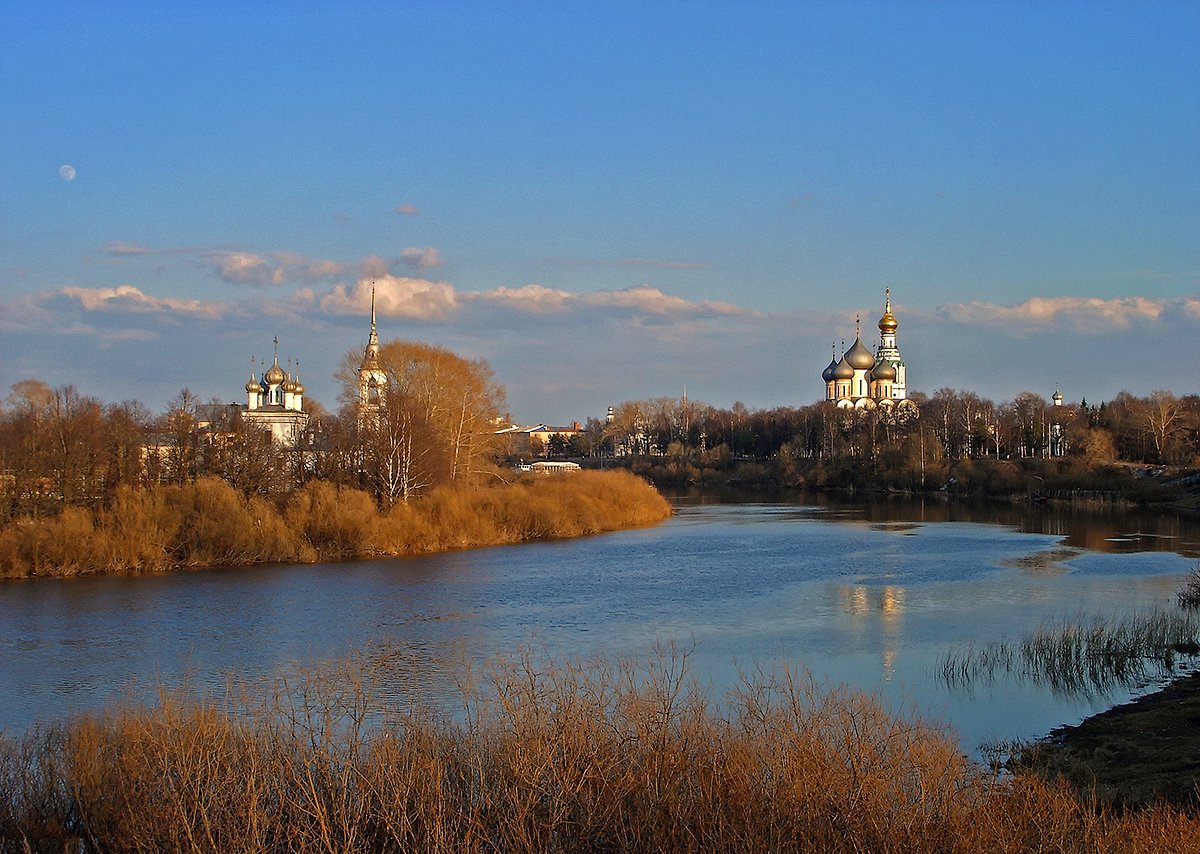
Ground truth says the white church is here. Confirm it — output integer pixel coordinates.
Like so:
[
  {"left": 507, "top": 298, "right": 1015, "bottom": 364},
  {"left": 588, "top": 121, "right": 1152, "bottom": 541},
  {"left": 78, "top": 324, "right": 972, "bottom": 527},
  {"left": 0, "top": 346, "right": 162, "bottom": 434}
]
[
  {"left": 241, "top": 337, "right": 309, "bottom": 445},
  {"left": 821, "top": 289, "right": 918, "bottom": 413}
]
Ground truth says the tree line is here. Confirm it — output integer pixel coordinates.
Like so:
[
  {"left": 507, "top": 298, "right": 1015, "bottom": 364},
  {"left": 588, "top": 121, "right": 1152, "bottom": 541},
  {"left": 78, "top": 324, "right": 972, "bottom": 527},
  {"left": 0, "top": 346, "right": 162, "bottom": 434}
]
[
  {"left": 555, "top": 388, "right": 1196, "bottom": 466},
  {"left": 2, "top": 353, "right": 1196, "bottom": 522}
]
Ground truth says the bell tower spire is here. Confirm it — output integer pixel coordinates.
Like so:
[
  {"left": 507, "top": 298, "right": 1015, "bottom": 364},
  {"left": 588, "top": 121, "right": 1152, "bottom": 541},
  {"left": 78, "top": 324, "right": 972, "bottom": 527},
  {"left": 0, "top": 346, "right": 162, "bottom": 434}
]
[
  {"left": 368, "top": 281, "right": 379, "bottom": 348},
  {"left": 358, "top": 279, "right": 388, "bottom": 411}
]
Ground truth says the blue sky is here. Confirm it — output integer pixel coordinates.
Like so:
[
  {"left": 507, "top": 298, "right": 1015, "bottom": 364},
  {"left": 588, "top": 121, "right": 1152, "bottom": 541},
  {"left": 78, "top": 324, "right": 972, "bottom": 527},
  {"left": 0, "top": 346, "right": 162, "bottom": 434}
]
[{"left": 2, "top": 1, "right": 1197, "bottom": 423}]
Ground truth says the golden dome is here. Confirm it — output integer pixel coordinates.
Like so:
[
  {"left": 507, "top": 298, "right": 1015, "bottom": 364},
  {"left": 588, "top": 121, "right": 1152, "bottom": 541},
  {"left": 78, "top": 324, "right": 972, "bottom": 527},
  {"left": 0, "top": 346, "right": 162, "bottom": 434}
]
[{"left": 878, "top": 288, "right": 897, "bottom": 334}]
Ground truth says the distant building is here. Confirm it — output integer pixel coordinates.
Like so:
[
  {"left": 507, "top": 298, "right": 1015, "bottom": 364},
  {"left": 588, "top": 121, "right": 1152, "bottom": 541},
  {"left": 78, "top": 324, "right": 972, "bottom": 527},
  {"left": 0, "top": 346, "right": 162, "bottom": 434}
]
[
  {"left": 242, "top": 337, "right": 309, "bottom": 445},
  {"left": 1049, "top": 385, "right": 1066, "bottom": 456},
  {"left": 528, "top": 460, "right": 581, "bottom": 474},
  {"left": 496, "top": 422, "right": 585, "bottom": 457},
  {"left": 821, "top": 289, "right": 917, "bottom": 414}
]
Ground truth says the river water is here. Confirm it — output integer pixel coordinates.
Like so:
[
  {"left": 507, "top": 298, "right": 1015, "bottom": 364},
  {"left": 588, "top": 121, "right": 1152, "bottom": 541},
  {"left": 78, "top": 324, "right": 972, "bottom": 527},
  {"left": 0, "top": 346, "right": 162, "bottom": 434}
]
[{"left": 2, "top": 494, "right": 1197, "bottom": 756}]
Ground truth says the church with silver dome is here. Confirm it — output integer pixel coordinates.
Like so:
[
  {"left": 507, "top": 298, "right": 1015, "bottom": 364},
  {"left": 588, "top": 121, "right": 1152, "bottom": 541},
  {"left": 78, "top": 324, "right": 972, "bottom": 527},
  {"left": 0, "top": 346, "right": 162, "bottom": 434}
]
[
  {"left": 821, "top": 289, "right": 917, "bottom": 413},
  {"left": 241, "top": 338, "right": 309, "bottom": 445}
]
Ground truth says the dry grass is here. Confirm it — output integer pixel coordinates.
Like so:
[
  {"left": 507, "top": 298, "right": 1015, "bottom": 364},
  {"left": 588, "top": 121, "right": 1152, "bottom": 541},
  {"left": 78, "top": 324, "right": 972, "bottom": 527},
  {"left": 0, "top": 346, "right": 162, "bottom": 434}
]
[
  {"left": 0, "top": 470, "right": 671, "bottom": 578},
  {"left": 1, "top": 648, "right": 1197, "bottom": 853}
]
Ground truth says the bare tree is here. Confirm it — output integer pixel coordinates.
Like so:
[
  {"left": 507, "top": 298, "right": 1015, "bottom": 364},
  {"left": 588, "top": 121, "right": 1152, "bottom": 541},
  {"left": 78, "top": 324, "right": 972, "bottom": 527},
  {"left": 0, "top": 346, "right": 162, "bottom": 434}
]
[
  {"left": 1143, "top": 389, "right": 1184, "bottom": 462},
  {"left": 159, "top": 388, "right": 200, "bottom": 485},
  {"left": 339, "top": 340, "right": 506, "bottom": 500}
]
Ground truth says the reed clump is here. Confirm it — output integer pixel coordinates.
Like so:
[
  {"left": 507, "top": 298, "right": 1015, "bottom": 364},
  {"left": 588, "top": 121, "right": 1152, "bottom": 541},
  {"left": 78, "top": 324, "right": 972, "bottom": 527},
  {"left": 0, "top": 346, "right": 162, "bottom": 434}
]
[
  {"left": 0, "top": 470, "right": 671, "bottom": 579},
  {"left": 941, "top": 608, "right": 1200, "bottom": 697},
  {"left": 1, "top": 649, "right": 1196, "bottom": 853},
  {"left": 1176, "top": 563, "right": 1200, "bottom": 609}
]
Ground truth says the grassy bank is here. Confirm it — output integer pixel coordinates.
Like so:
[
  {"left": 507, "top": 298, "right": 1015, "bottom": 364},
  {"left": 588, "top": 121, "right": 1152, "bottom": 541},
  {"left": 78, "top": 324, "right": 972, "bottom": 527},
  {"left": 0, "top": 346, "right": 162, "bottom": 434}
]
[
  {"left": 2, "top": 650, "right": 1197, "bottom": 853},
  {"left": 1012, "top": 669, "right": 1200, "bottom": 811},
  {"left": 0, "top": 470, "right": 671, "bottom": 579}
]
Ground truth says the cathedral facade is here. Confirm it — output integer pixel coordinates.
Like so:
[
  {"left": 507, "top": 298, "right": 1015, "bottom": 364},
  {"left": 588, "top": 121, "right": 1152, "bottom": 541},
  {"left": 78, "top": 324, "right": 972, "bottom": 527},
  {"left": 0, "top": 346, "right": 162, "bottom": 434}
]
[{"left": 821, "top": 289, "right": 916, "bottom": 412}]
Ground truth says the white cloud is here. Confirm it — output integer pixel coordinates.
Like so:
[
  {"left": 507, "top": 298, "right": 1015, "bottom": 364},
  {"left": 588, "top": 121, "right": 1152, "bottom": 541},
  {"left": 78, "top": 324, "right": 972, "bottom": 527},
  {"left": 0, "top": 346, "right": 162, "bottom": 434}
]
[
  {"left": 206, "top": 250, "right": 347, "bottom": 286},
  {"left": 59, "top": 285, "right": 227, "bottom": 319},
  {"left": 360, "top": 255, "right": 393, "bottom": 278},
  {"left": 938, "top": 295, "right": 1177, "bottom": 332},
  {"left": 273, "top": 252, "right": 346, "bottom": 282},
  {"left": 399, "top": 247, "right": 442, "bottom": 270},
  {"left": 319, "top": 275, "right": 457, "bottom": 320},
  {"left": 473, "top": 284, "right": 573, "bottom": 314},
  {"left": 465, "top": 283, "right": 751, "bottom": 320},
  {"left": 580, "top": 285, "right": 748, "bottom": 317},
  {"left": 209, "top": 251, "right": 284, "bottom": 286}
]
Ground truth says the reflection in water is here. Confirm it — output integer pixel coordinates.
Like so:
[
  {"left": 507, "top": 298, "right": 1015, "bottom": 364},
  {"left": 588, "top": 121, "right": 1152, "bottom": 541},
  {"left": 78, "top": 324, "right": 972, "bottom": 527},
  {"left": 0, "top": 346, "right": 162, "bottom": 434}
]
[
  {"left": 697, "top": 488, "right": 1200, "bottom": 558},
  {"left": 999, "top": 548, "right": 1081, "bottom": 573},
  {"left": 838, "top": 585, "right": 905, "bottom": 680},
  {"left": 361, "top": 637, "right": 473, "bottom": 716}
]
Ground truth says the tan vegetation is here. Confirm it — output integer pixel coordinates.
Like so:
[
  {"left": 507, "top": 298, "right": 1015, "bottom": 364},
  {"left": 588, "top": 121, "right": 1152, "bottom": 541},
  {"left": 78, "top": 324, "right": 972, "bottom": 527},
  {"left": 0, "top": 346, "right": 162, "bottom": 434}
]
[
  {"left": 0, "top": 470, "right": 670, "bottom": 579},
  {"left": 1, "top": 649, "right": 1197, "bottom": 853}
]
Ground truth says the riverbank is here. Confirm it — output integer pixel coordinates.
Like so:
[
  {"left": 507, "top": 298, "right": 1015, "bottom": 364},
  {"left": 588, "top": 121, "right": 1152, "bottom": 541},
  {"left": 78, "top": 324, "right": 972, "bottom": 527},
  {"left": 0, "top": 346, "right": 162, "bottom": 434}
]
[
  {"left": 0, "top": 470, "right": 671, "bottom": 579},
  {"left": 1016, "top": 670, "right": 1200, "bottom": 809},
  {"left": 615, "top": 452, "right": 1193, "bottom": 507}
]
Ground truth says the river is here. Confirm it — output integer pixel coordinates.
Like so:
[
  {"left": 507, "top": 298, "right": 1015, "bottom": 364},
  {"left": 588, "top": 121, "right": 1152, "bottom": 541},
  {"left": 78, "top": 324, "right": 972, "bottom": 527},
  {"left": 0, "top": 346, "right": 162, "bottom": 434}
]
[{"left": 2, "top": 493, "right": 1197, "bottom": 756}]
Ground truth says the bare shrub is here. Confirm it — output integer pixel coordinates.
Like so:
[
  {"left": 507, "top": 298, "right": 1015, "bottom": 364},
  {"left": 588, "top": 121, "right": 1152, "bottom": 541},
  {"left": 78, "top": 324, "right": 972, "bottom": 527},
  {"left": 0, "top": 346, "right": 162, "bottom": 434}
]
[
  {"left": 96, "top": 484, "right": 182, "bottom": 572},
  {"left": 5, "top": 649, "right": 1200, "bottom": 852},
  {"left": 941, "top": 608, "right": 1200, "bottom": 697},
  {"left": 0, "top": 507, "right": 100, "bottom": 578},
  {"left": 370, "top": 499, "right": 438, "bottom": 555}
]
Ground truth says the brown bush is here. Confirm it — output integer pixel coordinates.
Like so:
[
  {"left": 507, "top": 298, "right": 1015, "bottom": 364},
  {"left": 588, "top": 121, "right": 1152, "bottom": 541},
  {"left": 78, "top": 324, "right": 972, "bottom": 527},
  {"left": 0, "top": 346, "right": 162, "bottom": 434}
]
[
  {"left": 95, "top": 484, "right": 183, "bottom": 572},
  {"left": 285, "top": 480, "right": 380, "bottom": 561},
  {"left": 170, "top": 477, "right": 298, "bottom": 568},
  {"left": 0, "top": 507, "right": 102, "bottom": 578}
]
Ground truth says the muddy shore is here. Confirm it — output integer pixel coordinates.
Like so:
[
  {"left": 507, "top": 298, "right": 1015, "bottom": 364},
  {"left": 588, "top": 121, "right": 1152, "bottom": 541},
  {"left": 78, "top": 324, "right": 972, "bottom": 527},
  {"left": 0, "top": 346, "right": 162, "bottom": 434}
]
[{"left": 1018, "top": 671, "right": 1200, "bottom": 809}]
